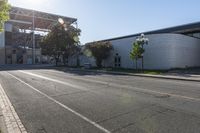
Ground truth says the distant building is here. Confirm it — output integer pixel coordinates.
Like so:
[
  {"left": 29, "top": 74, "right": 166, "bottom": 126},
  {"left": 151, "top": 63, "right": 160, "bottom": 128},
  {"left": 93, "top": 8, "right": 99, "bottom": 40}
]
[
  {"left": 85, "top": 22, "right": 200, "bottom": 70},
  {"left": 0, "top": 6, "right": 77, "bottom": 65}
]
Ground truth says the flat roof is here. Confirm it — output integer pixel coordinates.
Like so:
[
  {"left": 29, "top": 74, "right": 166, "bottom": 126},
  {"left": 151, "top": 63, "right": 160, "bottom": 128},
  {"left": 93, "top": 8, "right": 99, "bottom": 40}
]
[
  {"left": 92, "top": 21, "right": 200, "bottom": 43},
  {"left": 7, "top": 6, "right": 77, "bottom": 30}
]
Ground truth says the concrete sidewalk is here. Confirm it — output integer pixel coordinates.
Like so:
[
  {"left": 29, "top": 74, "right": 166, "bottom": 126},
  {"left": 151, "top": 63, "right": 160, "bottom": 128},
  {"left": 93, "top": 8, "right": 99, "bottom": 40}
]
[
  {"left": 0, "top": 84, "right": 27, "bottom": 133},
  {"left": 0, "top": 108, "right": 7, "bottom": 133},
  {"left": 61, "top": 67, "right": 200, "bottom": 82},
  {"left": 133, "top": 72, "right": 200, "bottom": 82}
]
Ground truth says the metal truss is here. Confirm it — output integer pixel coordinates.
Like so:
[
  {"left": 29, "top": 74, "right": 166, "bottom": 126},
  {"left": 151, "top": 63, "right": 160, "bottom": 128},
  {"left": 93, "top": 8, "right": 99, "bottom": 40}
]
[{"left": 8, "top": 6, "right": 77, "bottom": 30}]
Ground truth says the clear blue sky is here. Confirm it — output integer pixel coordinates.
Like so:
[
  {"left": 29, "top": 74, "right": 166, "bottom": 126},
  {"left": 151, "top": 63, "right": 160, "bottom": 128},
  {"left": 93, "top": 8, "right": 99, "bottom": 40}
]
[{"left": 9, "top": 0, "right": 200, "bottom": 44}]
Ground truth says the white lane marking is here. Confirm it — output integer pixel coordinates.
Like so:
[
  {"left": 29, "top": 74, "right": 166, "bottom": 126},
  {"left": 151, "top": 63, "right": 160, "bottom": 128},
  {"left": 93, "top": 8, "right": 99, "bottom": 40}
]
[
  {"left": 45, "top": 69, "right": 200, "bottom": 86},
  {"left": 7, "top": 72, "right": 111, "bottom": 133},
  {"left": 19, "top": 70, "right": 200, "bottom": 102},
  {"left": 19, "top": 70, "right": 113, "bottom": 86},
  {"left": 19, "top": 70, "right": 88, "bottom": 91}
]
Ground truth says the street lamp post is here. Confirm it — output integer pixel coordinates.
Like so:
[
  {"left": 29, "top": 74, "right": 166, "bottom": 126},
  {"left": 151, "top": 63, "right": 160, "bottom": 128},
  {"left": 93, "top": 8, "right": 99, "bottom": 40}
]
[
  {"left": 32, "top": 10, "right": 35, "bottom": 64},
  {"left": 136, "top": 34, "right": 149, "bottom": 72}
]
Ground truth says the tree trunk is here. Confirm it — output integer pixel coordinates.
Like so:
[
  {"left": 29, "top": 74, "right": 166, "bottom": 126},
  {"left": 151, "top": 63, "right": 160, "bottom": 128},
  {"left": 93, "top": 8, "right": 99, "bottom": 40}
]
[
  {"left": 55, "top": 58, "right": 58, "bottom": 66},
  {"left": 55, "top": 54, "right": 60, "bottom": 66},
  {"left": 76, "top": 54, "right": 80, "bottom": 67},
  {"left": 96, "top": 59, "right": 102, "bottom": 68},
  {"left": 66, "top": 56, "right": 68, "bottom": 66},
  {"left": 135, "top": 58, "right": 138, "bottom": 71},
  {"left": 62, "top": 55, "right": 66, "bottom": 66},
  {"left": 54, "top": 55, "right": 57, "bottom": 66}
]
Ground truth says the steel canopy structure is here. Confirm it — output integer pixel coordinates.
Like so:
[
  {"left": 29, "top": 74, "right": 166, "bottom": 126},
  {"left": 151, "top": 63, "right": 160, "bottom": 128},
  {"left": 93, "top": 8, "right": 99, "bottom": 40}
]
[{"left": 8, "top": 6, "right": 77, "bottom": 31}]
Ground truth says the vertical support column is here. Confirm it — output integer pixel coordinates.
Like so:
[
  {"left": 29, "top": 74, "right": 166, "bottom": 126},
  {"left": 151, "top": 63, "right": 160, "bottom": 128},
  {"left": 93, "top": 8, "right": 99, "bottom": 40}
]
[
  {"left": 0, "top": 25, "right": 5, "bottom": 64},
  {"left": 32, "top": 10, "right": 35, "bottom": 64},
  {"left": 142, "top": 44, "right": 144, "bottom": 72},
  {"left": 75, "top": 21, "right": 80, "bottom": 67},
  {"left": 3, "top": 23, "right": 6, "bottom": 64}
]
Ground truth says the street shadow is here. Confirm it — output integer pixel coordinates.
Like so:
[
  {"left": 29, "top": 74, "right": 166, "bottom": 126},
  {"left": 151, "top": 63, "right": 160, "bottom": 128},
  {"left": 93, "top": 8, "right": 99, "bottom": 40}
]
[
  {"left": 0, "top": 64, "right": 128, "bottom": 76},
  {"left": 0, "top": 64, "right": 54, "bottom": 72},
  {"left": 53, "top": 66, "right": 130, "bottom": 76}
]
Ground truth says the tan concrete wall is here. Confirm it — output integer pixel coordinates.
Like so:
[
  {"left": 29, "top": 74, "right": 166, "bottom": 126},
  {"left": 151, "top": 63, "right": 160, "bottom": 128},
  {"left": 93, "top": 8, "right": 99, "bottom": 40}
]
[
  {"left": 0, "top": 31, "right": 5, "bottom": 64},
  {"left": 23, "top": 54, "right": 27, "bottom": 64},
  {"left": 0, "top": 32, "right": 5, "bottom": 48},
  {"left": 12, "top": 54, "right": 17, "bottom": 64},
  {"left": 0, "top": 48, "right": 5, "bottom": 64}
]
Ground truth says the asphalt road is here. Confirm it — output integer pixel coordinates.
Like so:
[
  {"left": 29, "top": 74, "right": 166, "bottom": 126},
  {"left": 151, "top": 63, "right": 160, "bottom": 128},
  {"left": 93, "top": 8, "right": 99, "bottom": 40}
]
[{"left": 1, "top": 68, "right": 200, "bottom": 133}]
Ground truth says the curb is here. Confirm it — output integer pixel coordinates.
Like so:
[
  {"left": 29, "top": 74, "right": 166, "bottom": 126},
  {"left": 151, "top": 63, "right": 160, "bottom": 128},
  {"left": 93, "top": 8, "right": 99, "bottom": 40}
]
[
  {"left": 61, "top": 68, "right": 200, "bottom": 82},
  {"left": 0, "top": 107, "right": 7, "bottom": 133},
  {"left": 128, "top": 73, "right": 200, "bottom": 82},
  {"left": 0, "top": 84, "right": 27, "bottom": 133}
]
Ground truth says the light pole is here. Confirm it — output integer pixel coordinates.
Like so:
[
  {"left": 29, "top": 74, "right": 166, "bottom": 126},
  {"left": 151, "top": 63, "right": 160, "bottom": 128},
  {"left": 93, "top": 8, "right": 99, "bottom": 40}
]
[
  {"left": 136, "top": 34, "right": 149, "bottom": 72},
  {"left": 32, "top": 10, "right": 35, "bottom": 64}
]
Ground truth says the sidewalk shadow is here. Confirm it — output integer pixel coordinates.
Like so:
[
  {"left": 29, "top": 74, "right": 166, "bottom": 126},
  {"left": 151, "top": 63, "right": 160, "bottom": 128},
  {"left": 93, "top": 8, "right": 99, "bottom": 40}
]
[{"left": 54, "top": 67, "right": 129, "bottom": 76}]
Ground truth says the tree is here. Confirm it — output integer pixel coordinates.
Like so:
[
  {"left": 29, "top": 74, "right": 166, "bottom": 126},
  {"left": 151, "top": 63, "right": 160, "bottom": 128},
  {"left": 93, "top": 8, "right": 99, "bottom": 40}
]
[
  {"left": 85, "top": 41, "right": 113, "bottom": 68},
  {"left": 40, "top": 23, "right": 81, "bottom": 66},
  {"left": 130, "top": 41, "right": 144, "bottom": 70},
  {"left": 0, "top": 0, "right": 10, "bottom": 31},
  {"left": 136, "top": 34, "right": 149, "bottom": 71}
]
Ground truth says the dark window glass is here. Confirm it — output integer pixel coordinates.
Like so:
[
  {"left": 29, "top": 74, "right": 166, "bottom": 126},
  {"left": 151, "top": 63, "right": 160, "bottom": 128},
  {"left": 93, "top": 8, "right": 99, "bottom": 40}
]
[
  {"left": 12, "top": 50, "right": 16, "bottom": 54},
  {"left": 118, "top": 57, "right": 121, "bottom": 63},
  {"left": 5, "top": 32, "right": 12, "bottom": 46},
  {"left": 115, "top": 57, "right": 117, "bottom": 63}
]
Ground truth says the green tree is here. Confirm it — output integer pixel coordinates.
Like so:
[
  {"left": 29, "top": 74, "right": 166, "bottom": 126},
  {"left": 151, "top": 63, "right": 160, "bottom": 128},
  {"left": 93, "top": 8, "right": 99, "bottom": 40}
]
[
  {"left": 0, "top": 0, "right": 10, "bottom": 31},
  {"left": 40, "top": 23, "right": 81, "bottom": 66},
  {"left": 85, "top": 41, "right": 113, "bottom": 68},
  {"left": 130, "top": 41, "right": 144, "bottom": 70}
]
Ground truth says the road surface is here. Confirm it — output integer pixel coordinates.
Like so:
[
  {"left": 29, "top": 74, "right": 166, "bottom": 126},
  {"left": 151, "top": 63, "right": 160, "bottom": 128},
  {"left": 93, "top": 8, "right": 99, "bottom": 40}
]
[{"left": 0, "top": 68, "right": 200, "bottom": 133}]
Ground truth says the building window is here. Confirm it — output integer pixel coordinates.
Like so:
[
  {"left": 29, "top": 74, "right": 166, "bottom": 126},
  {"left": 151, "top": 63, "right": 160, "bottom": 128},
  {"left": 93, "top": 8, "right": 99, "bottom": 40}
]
[{"left": 12, "top": 50, "right": 16, "bottom": 54}]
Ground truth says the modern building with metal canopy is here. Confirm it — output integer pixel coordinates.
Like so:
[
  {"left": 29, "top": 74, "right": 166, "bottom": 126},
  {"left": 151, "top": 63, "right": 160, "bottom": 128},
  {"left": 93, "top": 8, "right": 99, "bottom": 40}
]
[{"left": 0, "top": 6, "right": 77, "bottom": 65}]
